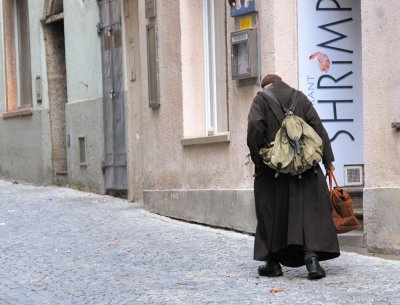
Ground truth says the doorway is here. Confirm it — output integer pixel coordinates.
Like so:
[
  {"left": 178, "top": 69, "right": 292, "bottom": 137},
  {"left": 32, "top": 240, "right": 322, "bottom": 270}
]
[{"left": 44, "top": 0, "right": 68, "bottom": 186}]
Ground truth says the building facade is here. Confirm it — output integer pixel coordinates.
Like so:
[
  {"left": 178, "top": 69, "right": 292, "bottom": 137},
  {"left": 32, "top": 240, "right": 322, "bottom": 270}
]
[
  {"left": 0, "top": 0, "right": 113, "bottom": 194},
  {"left": 0, "top": 0, "right": 399, "bottom": 255},
  {"left": 122, "top": 0, "right": 400, "bottom": 255}
]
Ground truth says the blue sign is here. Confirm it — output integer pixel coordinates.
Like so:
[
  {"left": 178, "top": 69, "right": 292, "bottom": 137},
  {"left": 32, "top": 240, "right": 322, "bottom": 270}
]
[{"left": 230, "top": 0, "right": 256, "bottom": 17}]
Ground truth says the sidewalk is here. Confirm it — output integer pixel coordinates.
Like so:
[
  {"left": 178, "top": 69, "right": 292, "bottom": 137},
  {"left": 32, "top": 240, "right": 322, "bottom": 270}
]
[{"left": 0, "top": 179, "right": 399, "bottom": 305}]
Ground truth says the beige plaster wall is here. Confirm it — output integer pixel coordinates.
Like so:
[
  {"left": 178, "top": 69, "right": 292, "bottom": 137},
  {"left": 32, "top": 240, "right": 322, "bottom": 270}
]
[
  {"left": 138, "top": 0, "right": 185, "bottom": 190},
  {"left": 362, "top": 1, "right": 400, "bottom": 254},
  {"left": 362, "top": 1, "right": 400, "bottom": 188},
  {"left": 257, "top": 0, "right": 298, "bottom": 87},
  {"left": 123, "top": 0, "right": 144, "bottom": 201},
  {"left": 272, "top": 0, "right": 298, "bottom": 87},
  {"left": 128, "top": 0, "right": 299, "bottom": 192}
]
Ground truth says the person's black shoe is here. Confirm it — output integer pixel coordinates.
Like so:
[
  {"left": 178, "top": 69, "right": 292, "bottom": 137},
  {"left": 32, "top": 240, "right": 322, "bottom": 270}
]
[
  {"left": 258, "top": 260, "right": 283, "bottom": 277},
  {"left": 305, "top": 256, "right": 326, "bottom": 280}
]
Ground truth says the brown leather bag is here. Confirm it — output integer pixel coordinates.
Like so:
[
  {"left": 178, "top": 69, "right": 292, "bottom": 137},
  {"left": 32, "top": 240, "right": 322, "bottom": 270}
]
[{"left": 328, "top": 172, "right": 361, "bottom": 234}]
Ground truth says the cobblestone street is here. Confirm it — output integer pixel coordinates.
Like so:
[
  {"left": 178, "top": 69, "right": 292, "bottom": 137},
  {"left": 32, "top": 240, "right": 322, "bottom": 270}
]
[{"left": 0, "top": 180, "right": 400, "bottom": 304}]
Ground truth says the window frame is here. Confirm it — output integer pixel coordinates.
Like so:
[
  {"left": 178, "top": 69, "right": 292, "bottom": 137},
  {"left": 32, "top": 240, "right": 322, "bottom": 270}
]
[
  {"left": 202, "top": 0, "right": 228, "bottom": 136},
  {"left": 2, "top": 0, "right": 33, "bottom": 115}
]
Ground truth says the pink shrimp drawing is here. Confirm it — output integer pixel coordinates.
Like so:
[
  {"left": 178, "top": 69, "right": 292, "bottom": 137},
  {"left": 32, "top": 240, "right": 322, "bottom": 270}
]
[{"left": 309, "top": 52, "right": 330, "bottom": 73}]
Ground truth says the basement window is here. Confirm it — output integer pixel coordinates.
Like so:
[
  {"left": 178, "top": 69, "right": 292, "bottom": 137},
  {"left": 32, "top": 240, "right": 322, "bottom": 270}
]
[
  {"left": 2, "top": 0, "right": 33, "bottom": 113},
  {"left": 79, "top": 137, "right": 87, "bottom": 166},
  {"left": 147, "top": 23, "right": 159, "bottom": 108}
]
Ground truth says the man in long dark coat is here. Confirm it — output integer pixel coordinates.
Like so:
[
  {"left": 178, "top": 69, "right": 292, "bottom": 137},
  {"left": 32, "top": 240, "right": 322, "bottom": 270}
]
[{"left": 247, "top": 74, "right": 340, "bottom": 280}]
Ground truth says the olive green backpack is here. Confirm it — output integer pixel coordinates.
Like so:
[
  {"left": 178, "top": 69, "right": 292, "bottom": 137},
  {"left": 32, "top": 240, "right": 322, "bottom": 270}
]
[{"left": 258, "top": 89, "right": 323, "bottom": 178}]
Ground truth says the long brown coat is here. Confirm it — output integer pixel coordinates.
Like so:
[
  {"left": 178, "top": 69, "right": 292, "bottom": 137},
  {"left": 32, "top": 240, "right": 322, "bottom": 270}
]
[{"left": 247, "top": 80, "right": 340, "bottom": 267}]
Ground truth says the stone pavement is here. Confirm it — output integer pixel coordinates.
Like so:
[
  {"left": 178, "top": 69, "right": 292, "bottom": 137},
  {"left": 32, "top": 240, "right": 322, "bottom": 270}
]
[{"left": 0, "top": 180, "right": 400, "bottom": 305}]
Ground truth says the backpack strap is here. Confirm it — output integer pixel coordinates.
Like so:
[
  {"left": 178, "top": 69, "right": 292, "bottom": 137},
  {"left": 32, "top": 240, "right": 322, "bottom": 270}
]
[
  {"left": 258, "top": 91, "right": 285, "bottom": 124},
  {"left": 288, "top": 90, "right": 299, "bottom": 113},
  {"left": 260, "top": 90, "right": 290, "bottom": 114},
  {"left": 262, "top": 89, "right": 300, "bottom": 113}
]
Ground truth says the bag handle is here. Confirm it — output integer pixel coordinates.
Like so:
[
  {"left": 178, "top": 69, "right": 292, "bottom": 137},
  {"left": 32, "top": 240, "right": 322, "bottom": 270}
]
[{"left": 328, "top": 171, "right": 340, "bottom": 192}]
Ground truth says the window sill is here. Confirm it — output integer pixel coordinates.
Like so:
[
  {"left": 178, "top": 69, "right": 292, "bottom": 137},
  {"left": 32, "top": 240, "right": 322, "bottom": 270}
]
[
  {"left": 2, "top": 108, "right": 33, "bottom": 119},
  {"left": 181, "top": 132, "right": 230, "bottom": 146}
]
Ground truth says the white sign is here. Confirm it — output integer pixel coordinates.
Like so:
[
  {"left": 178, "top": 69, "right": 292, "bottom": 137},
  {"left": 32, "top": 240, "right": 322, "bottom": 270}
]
[{"left": 298, "top": 0, "right": 363, "bottom": 185}]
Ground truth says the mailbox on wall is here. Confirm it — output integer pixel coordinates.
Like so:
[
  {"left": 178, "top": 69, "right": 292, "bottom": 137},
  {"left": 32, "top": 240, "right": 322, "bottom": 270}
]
[{"left": 231, "top": 29, "right": 258, "bottom": 80}]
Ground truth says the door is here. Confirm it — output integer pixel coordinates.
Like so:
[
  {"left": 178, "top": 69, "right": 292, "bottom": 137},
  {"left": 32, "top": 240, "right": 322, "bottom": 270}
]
[{"left": 99, "top": 0, "right": 127, "bottom": 191}]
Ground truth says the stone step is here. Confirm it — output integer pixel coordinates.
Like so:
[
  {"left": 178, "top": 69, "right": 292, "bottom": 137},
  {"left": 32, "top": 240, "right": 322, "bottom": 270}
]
[
  {"left": 338, "top": 230, "right": 366, "bottom": 248},
  {"left": 354, "top": 208, "right": 363, "bottom": 229},
  {"left": 346, "top": 187, "right": 363, "bottom": 209},
  {"left": 54, "top": 172, "right": 68, "bottom": 186}
]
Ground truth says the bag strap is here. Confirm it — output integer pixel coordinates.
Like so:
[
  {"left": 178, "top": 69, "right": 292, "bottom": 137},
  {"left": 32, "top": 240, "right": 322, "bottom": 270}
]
[
  {"left": 260, "top": 90, "right": 290, "bottom": 114},
  {"left": 258, "top": 89, "right": 299, "bottom": 124},
  {"left": 258, "top": 91, "right": 285, "bottom": 124},
  {"left": 328, "top": 171, "right": 340, "bottom": 192},
  {"left": 263, "top": 89, "right": 299, "bottom": 112},
  {"left": 288, "top": 91, "right": 299, "bottom": 113}
]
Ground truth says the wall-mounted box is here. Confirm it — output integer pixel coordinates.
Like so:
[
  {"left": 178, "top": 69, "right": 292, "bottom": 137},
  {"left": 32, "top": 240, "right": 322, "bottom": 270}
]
[
  {"left": 231, "top": 29, "right": 258, "bottom": 80},
  {"left": 145, "top": 0, "right": 156, "bottom": 19}
]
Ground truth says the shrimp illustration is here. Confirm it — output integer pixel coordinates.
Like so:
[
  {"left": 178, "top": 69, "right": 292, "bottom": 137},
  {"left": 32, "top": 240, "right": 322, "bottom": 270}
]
[
  {"left": 309, "top": 52, "right": 330, "bottom": 73},
  {"left": 228, "top": 0, "right": 236, "bottom": 7}
]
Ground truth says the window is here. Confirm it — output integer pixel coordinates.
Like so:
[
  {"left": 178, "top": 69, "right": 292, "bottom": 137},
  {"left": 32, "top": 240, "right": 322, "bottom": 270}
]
[
  {"left": 202, "top": 0, "right": 228, "bottom": 136},
  {"left": 181, "top": 0, "right": 228, "bottom": 142},
  {"left": 147, "top": 23, "right": 159, "bottom": 108},
  {"left": 79, "top": 137, "right": 87, "bottom": 165},
  {"left": 3, "top": 0, "right": 32, "bottom": 112}
]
